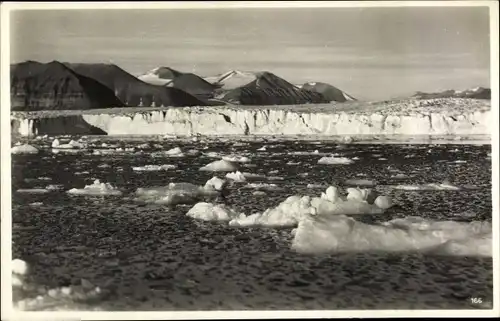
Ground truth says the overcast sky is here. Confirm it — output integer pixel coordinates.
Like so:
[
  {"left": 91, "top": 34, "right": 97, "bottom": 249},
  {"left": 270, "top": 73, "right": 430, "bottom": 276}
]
[{"left": 10, "top": 6, "right": 490, "bottom": 100}]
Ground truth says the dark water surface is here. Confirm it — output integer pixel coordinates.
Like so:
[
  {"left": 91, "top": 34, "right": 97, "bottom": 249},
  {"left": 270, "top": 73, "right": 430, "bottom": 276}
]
[{"left": 11, "top": 137, "right": 493, "bottom": 310}]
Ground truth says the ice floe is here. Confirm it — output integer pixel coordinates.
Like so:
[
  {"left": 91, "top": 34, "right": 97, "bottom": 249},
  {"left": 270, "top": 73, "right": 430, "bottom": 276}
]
[
  {"left": 67, "top": 180, "right": 122, "bottom": 196},
  {"left": 204, "top": 177, "right": 227, "bottom": 191},
  {"left": 135, "top": 179, "right": 223, "bottom": 206},
  {"left": 225, "top": 171, "right": 247, "bottom": 182},
  {"left": 317, "top": 157, "right": 354, "bottom": 165},
  {"left": 164, "top": 147, "right": 184, "bottom": 156},
  {"left": 11, "top": 144, "right": 39, "bottom": 154},
  {"left": 243, "top": 183, "right": 280, "bottom": 191},
  {"left": 228, "top": 186, "right": 392, "bottom": 227},
  {"left": 12, "top": 259, "right": 106, "bottom": 311},
  {"left": 289, "top": 150, "right": 328, "bottom": 156},
  {"left": 391, "top": 183, "right": 460, "bottom": 191},
  {"left": 45, "top": 184, "right": 64, "bottom": 190},
  {"left": 52, "top": 138, "right": 85, "bottom": 149},
  {"left": 222, "top": 155, "right": 251, "bottom": 163},
  {"left": 132, "top": 164, "right": 177, "bottom": 172},
  {"left": 16, "top": 189, "right": 49, "bottom": 194},
  {"left": 291, "top": 214, "right": 491, "bottom": 256},
  {"left": 186, "top": 202, "right": 242, "bottom": 221},
  {"left": 307, "top": 183, "right": 327, "bottom": 189},
  {"left": 199, "top": 159, "right": 238, "bottom": 172},
  {"left": 344, "top": 179, "right": 378, "bottom": 187}
]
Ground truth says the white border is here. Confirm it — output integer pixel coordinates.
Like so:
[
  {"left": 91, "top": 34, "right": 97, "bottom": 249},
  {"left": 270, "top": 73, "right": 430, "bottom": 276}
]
[{"left": 1, "top": 1, "right": 498, "bottom": 320}]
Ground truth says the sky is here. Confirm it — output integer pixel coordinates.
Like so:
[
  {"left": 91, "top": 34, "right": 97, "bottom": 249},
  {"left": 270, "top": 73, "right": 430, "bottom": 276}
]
[{"left": 10, "top": 6, "right": 491, "bottom": 101}]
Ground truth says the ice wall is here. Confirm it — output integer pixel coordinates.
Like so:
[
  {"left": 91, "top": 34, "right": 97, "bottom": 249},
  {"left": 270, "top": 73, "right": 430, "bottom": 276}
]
[{"left": 11, "top": 99, "right": 492, "bottom": 138}]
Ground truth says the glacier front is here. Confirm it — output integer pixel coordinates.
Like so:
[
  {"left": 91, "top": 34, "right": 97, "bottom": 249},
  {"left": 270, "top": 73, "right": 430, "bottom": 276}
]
[{"left": 11, "top": 98, "right": 491, "bottom": 140}]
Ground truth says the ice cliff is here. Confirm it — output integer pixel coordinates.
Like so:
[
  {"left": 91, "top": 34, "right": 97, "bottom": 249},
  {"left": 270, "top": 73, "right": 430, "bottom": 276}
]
[{"left": 11, "top": 98, "right": 491, "bottom": 138}]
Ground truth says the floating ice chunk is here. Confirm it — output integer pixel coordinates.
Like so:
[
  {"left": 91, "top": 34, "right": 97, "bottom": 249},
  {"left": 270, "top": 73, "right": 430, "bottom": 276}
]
[
  {"left": 186, "top": 202, "right": 242, "bottom": 221},
  {"left": 307, "top": 183, "right": 326, "bottom": 189},
  {"left": 430, "top": 234, "right": 492, "bottom": 257},
  {"left": 343, "top": 136, "right": 354, "bottom": 143},
  {"left": 67, "top": 180, "right": 122, "bottom": 196},
  {"left": 11, "top": 144, "right": 39, "bottom": 154},
  {"left": 257, "top": 146, "right": 267, "bottom": 151},
  {"left": 344, "top": 179, "right": 377, "bottom": 187},
  {"left": 16, "top": 189, "right": 49, "bottom": 194},
  {"left": 392, "top": 183, "right": 460, "bottom": 191},
  {"left": 204, "top": 151, "right": 221, "bottom": 158},
  {"left": 291, "top": 215, "right": 491, "bottom": 256},
  {"left": 289, "top": 150, "right": 329, "bottom": 156},
  {"left": 244, "top": 183, "right": 280, "bottom": 191},
  {"left": 12, "top": 259, "right": 28, "bottom": 275},
  {"left": 45, "top": 184, "right": 64, "bottom": 190},
  {"left": 29, "top": 202, "right": 43, "bottom": 206},
  {"left": 165, "top": 147, "right": 184, "bottom": 156},
  {"left": 14, "top": 275, "right": 105, "bottom": 311},
  {"left": 268, "top": 176, "right": 285, "bottom": 181},
  {"left": 252, "top": 191, "right": 267, "bottom": 196},
  {"left": 136, "top": 180, "right": 220, "bottom": 205},
  {"left": 98, "top": 164, "right": 111, "bottom": 168},
  {"left": 454, "top": 160, "right": 467, "bottom": 164},
  {"left": 186, "top": 149, "right": 201, "bottom": 156},
  {"left": 230, "top": 195, "right": 316, "bottom": 228},
  {"left": 242, "top": 172, "right": 266, "bottom": 179},
  {"left": 287, "top": 161, "right": 301, "bottom": 165},
  {"left": 318, "top": 156, "right": 354, "bottom": 165},
  {"left": 132, "top": 164, "right": 177, "bottom": 171},
  {"left": 199, "top": 159, "right": 238, "bottom": 172},
  {"left": 152, "top": 147, "right": 187, "bottom": 157},
  {"left": 346, "top": 187, "right": 375, "bottom": 202},
  {"left": 52, "top": 139, "right": 85, "bottom": 149},
  {"left": 230, "top": 186, "right": 390, "bottom": 228},
  {"left": 93, "top": 149, "right": 119, "bottom": 155},
  {"left": 137, "top": 143, "right": 150, "bottom": 149},
  {"left": 226, "top": 171, "right": 247, "bottom": 182},
  {"left": 51, "top": 138, "right": 60, "bottom": 148},
  {"left": 204, "top": 177, "right": 226, "bottom": 191},
  {"left": 374, "top": 196, "right": 392, "bottom": 209},
  {"left": 321, "top": 186, "right": 341, "bottom": 203},
  {"left": 222, "top": 155, "right": 251, "bottom": 163}
]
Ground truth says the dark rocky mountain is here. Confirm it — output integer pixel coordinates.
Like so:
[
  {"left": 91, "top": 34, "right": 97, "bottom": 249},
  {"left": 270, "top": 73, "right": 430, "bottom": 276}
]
[
  {"left": 302, "top": 82, "right": 356, "bottom": 102},
  {"left": 170, "top": 73, "right": 220, "bottom": 99},
  {"left": 10, "top": 61, "right": 124, "bottom": 111},
  {"left": 64, "top": 63, "right": 207, "bottom": 107},
  {"left": 222, "top": 71, "right": 329, "bottom": 105},
  {"left": 413, "top": 87, "right": 491, "bottom": 100}
]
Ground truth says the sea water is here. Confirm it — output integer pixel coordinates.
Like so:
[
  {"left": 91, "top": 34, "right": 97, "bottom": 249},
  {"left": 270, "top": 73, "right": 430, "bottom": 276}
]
[{"left": 11, "top": 136, "right": 493, "bottom": 310}]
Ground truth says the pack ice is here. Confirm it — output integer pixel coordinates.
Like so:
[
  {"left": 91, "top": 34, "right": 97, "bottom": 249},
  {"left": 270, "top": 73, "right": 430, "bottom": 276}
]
[
  {"left": 12, "top": 259, "right": 105, "bottom": 311},
  {"left": 291, "top": 215, "right": 492, "bottom": 257},
  {"left": 67, "top": 180, "right": 122, "bottom": 196},
  {"left": 134, "top": 177, "right": 226, "bottom": 206},
  {"left": 11, "top": 144, "right": 39, "bottom": 154},
  {"left": 199, "top": 159, "right": 238, "bottom": 172}
]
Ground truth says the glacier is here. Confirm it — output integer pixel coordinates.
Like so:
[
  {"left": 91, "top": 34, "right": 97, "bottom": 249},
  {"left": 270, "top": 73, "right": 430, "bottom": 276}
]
[{"left": 11, "top": 98, "right": 491, "bottom": 139}]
